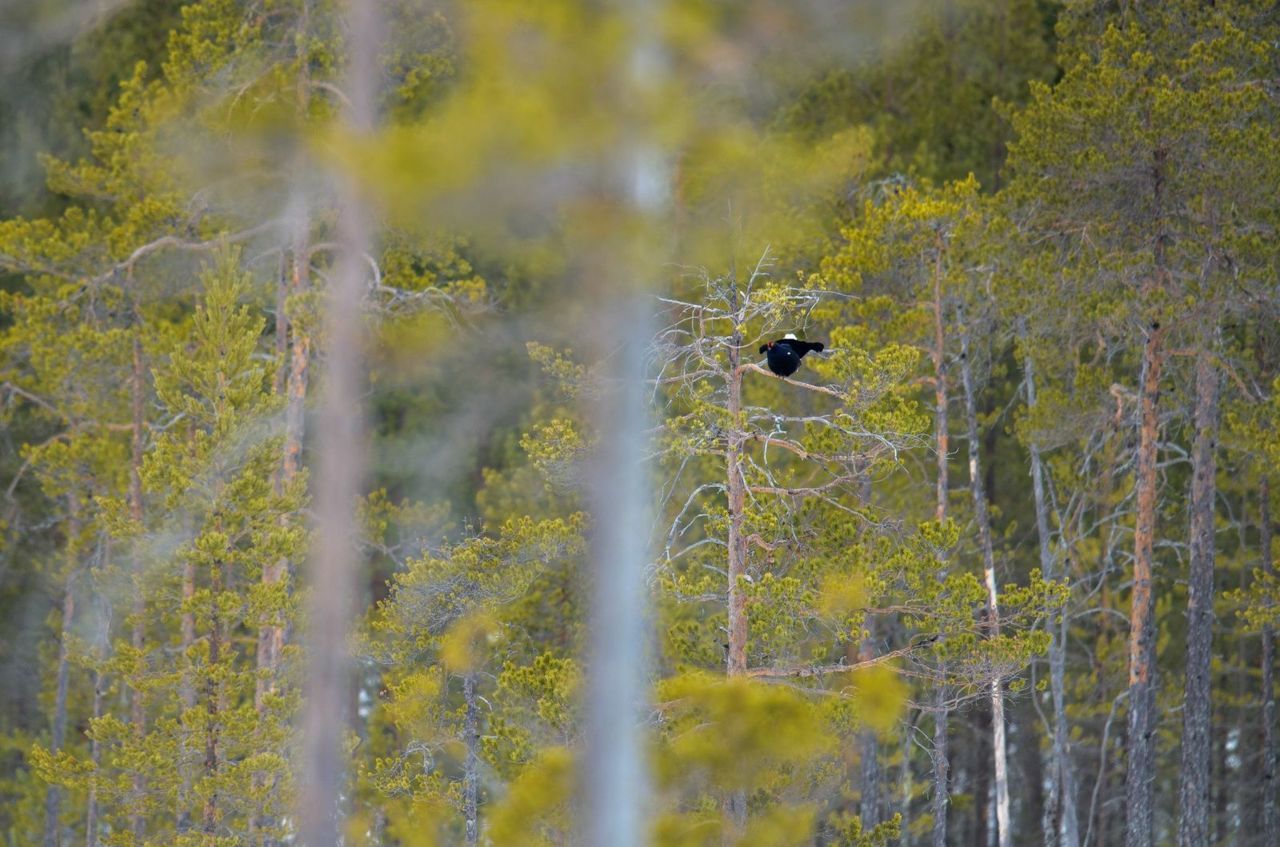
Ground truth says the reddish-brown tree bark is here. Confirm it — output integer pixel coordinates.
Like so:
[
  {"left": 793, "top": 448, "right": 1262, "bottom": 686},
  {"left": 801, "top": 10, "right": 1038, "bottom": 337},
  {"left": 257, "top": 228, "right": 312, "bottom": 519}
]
[{"left": 1124, "top": 320, "right": 1166, "bottom": 847}]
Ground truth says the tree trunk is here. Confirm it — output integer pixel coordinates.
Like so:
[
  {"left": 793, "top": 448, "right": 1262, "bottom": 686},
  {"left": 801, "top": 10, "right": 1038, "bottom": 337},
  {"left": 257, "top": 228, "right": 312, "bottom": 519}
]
[
  {"left": 726, "top": 318, "right": 747, "bottom": 679},
  {"left": 972, "top": 703, "right": 991, "bottom": 847},
  {"left": 859, "top": 637, "right": 882, "bottom": 827},
  {"left": 255, "top": 169, "right": 310, "bottom": 847},
  {"left": 259, "top": 217, "right": 310, "bottom": 711},
  {"left": 203, "top": 554, "right": 224, "bottom": 840},
  {"left": 1025, "top": 350, "right": 1080, "bottom": 847},
  {"left": 959, "top": 317, "right": 1011, "bottom": 847},
  {"left": 182, "top": 553, "right": 196, "bottom": 707},
  {"left": 900, "top": 710, "right": 915, "bottom": 846},
  {"left": 1177, "top": 346, "right": 1220, "bottom": 847},
  {"left": 930, "top": 252, "right": 950, "bottom": 847},
  {"left": 128, "top": 332, "right": 147, "bottom": 846},
  {"left": 84, "top": 669, "right": 102, "bottom": 847},
  {"left": 299, "top": 4, "right": 377, "bottom": 841},
  {"left": 179, "top": 543, "right": 195, "bottom": 834},
  {"left": 853, "top": 470, "right": 881, "bottom": 828},
  {"left": 582, "top": 297, "right": 653, "bottom": 847},
  {"left": 1261, "top": 474, "right": 1276, "bottom": 846},
  {"left": 43, "top": 495, "right": 79, "bottom": 847},
  {"left": 282, "top": 243, "right": 310, "bottom": 487},
  {"left": 932, "top": 248, "right": 949, "bottom": 525},
  {"left": 463, "top": 672, "right": 480, "bottom": 846},
  {"left": 42, "top": 583, "right": 73, "bottom": 847},
  {"left": 257, "top": 247, "right": 290, "bottom": 711},
  {"left": 1124, "top": 321, "right": 1165, "bottom": 847},
  {"left": 932, "top": 692, "right": 949, "bottom": 847},
  {"left": 724, "top": 302, "right": 749, "bottom": 833}
]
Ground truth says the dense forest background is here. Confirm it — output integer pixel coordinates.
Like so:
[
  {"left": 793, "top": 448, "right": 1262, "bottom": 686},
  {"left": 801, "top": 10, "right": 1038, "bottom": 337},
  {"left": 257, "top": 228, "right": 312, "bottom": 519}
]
[{"left": 1, "top": 1, "right": 1277, "bottom": 845}]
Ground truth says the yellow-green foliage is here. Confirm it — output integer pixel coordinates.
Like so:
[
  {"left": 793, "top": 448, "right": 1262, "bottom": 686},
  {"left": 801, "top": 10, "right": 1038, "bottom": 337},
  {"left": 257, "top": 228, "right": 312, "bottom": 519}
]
[
  {"left": 12, "top": 1, "right": 1271, "bottom": 845},
  {"left": 367, "top": 515, "right": 586, "bottom": 835},
  {"left": 650, "top": 671, "right": 906, "bottom": 845},
  {"left": 485, "top": 747, "right": 575, "bottom": 847}
]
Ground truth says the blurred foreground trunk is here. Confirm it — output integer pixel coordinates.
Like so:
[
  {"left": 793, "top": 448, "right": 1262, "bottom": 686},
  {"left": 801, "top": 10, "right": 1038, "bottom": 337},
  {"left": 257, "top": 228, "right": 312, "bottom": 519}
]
[
  {"left": 583, "top": 4, "right": 662, "bottom": 843},
  {"left": 298, "top": 1, "right": 377, "bottom": 843}
]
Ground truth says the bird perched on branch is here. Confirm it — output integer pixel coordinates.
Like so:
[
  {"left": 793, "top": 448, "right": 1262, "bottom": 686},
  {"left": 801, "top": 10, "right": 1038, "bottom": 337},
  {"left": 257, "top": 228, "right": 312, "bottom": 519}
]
[{"left": 759, "top": 333, "right": 825, "bottom": 377}]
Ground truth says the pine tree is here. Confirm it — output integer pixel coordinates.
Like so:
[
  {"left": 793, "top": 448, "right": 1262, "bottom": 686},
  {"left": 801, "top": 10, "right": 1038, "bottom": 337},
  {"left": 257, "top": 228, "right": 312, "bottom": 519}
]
[
  {"left": 1005, "top": 3, "right": 1279, "bottom": 841},
  {"left": 368, "top": 514, "right": 586, "bottom": 844},
  {"left": 28, "top": 253, "right": 303, "bottom": 846},
  {"left": 513, "top": 256, "right": 1062, "bottom": 841}
]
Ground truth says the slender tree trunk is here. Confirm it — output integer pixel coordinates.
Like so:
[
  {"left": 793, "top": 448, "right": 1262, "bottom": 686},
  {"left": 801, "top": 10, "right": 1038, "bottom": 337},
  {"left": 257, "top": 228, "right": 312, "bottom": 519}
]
[
  {"left": 260, "top": 215, "right": 311, "bottom": 702},
  {"left": 128, "top": 332, "right": 147, "bottom": 845},
  {"left": 900, "top": 709, "right": 915, "bottom": 846},
  {"left": 853, "top": 470, "right": 881, "bottom": 828},
  {"left": 930, "top": 254, "right": 950, "bottom": 847},
  {"left": 270, "top": 3, "right": 313, "bottom": 677},
  {"left": 1177, "top": 347, "right": 1220, "bottom": 847},
  {"left": 932, "top": 693, "right": 949, "bottom": 847},
  {"left": 1051, "top": 569, "right": 1077, "bottom": 844},
  {"left": 859, "top": 637, "right": 882, "bottom": 827},
  {"left": 1124, "top": 321, "right": 1165, "bottom": 847},
  {"left": 182, "top": 553, "right": 196, "bottom": 706},
  {"left": 1025, "top": 350, "right": 1080, "bottom": 847},
  {"left": 43, "top": 495, "right": 80, "bottom": 847},
  {"left": 463, "top": 672, "right": 480, "bottom": 846},
  {"left": 726, "top": 318, "right": 747, "bottom": 679},
  {"left": 255, "top": 180, "right": 310, "bottom": 847},
  {"left": 179, "top": 545, "right": 196, "bottom": 834},
  {"left": 857, "top": 728, "right": 881, "bottom": 828},
  {"left": 279, "top": 234, "right": 313, "bottom": 658},
  {"left": 251, "top": 234, "right": 302, "bottom": 847},
  {"left": 724, "top": 304, "right": 749, "bottom": 833},
  {"left": 282, "top": 233, "right": 310, "bottom": 485},
  {"left": 258, "top": 12, "right": 315, "bottom": 730},
  {"left": 972, "top": 704, "right": 991, "bottom": 847},
  {"left": 203, "top": 555, "right": 224, "bottom": 841},
  {"left": 1261, "top": 474, "right": 1276, "bottom": 846},
  {"left": 43, "top": 583, "right": 73, "bottom": 847},
  {"left": 84, "top": 668, "right": 102, "bottom": 847},
  {"left": 932, "top": 249, "right": 949, "bottom": 525},
  {"left": 273, "top": 249, "right": 289, "bottom": 395},
  {"left": 959, "top": 317, "right": 1011, "bottom": 847},
  {"left": 257, "top": 247, "right": 291, "bottom": 712}
]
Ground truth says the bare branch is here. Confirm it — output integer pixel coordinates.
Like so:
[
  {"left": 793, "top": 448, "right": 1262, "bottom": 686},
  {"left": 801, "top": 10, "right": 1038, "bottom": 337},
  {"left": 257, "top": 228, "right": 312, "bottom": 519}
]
[
  {"left": 739, "top": 362, "right": 848, "bottom": 401},
  {"left": 747, "top": 637, "right": 938, "bottom": 679},
  {"left": 91, "top": 220, "right": 282, "bottom": 287}
]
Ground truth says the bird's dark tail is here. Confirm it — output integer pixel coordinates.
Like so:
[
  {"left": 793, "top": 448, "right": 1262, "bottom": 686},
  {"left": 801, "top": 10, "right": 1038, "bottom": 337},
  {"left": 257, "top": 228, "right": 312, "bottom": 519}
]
[{"left": 796, "top": 340, "right": 825, "bottom": 354}]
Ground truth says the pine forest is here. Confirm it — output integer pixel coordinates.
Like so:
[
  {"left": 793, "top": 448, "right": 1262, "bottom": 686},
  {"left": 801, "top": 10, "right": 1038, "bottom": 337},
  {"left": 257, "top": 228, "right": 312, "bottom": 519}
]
[{"left": 0, "top": 1, "right": 1278, "bottom": 845}]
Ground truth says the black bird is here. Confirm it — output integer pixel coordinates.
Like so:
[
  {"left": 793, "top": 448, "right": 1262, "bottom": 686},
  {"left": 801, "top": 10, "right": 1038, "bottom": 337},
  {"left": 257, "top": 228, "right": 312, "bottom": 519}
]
[{"left": 759, "top": 334, "right": 825, "bottom": 377}]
